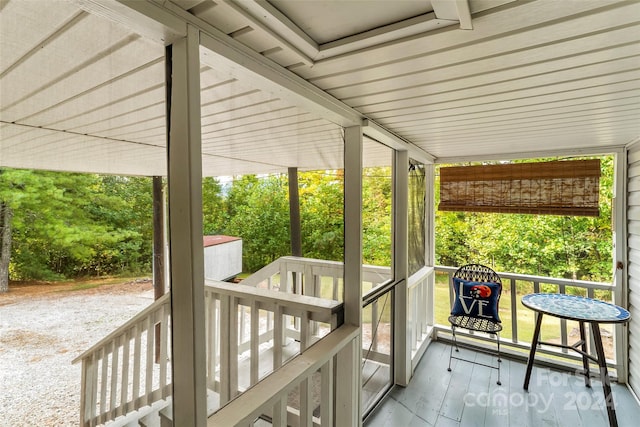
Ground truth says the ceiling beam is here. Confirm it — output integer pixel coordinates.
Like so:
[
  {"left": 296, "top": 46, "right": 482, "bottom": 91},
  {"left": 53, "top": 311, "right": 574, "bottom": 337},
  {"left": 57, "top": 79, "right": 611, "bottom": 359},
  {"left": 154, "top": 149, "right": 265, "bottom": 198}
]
[{"left": 363, "top": 119, "right": 435, "bottom": 164}]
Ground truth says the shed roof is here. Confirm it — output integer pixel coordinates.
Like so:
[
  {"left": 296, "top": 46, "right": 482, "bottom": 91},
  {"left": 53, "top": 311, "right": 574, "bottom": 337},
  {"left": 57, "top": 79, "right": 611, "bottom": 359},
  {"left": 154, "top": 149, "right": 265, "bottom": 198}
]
[{"left": 203, "top": 235, "right": 241, "bottom": 248}]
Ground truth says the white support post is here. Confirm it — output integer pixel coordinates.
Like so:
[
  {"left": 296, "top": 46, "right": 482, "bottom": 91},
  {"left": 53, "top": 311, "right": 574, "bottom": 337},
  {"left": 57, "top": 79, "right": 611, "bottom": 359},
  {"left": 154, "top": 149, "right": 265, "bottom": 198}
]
[
  {"left": 337, "top": 125, "right": 363, "bottom": 426},
  {"left": 393, "top": 150, "right": 410, "bottom": 386},
  {"left": 426, "top": 164, "right": 436, "bottom": 327},
  {"left": 613, "top": 148, "right": 628, "bottom": 381},
  {"left": 167, "top": 24, "right": 207, "bottom": 427}
]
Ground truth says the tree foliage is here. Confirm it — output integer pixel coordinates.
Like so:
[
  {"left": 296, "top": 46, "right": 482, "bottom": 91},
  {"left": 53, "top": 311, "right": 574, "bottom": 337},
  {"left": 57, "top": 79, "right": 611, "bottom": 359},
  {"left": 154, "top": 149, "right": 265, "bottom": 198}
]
[
  {"left": 0, "top": 169, "right": 152, "bottom": 283},
  {"left": 0, "top": 155, "right": 615, "bottom": 287}
]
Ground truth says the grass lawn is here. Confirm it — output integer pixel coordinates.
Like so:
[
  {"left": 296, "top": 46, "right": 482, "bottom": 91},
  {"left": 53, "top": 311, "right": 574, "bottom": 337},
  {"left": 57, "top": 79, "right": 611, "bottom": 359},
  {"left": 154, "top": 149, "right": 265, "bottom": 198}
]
[{"left": 434, "top": 274, "right": 574, "bottom": 345}]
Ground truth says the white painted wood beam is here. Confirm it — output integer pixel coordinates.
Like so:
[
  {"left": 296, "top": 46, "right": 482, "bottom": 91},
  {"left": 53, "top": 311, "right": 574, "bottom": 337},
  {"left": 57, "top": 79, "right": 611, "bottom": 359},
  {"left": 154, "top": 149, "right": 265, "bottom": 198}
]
[
  {"left": 232, "top": 0, "right": 319, "bottom": 59},
  {"left": 74, "top": 0, "right": 186, "bottom": 43},
  {"left": 226, "top": 0, "right": 315, "bottom": 64},
  {"left": 456, "top": 0, "right": 473, "bottom": 30},
  {"left": 316, "top": 13, "right": 456, "bottom": 60},
  {"left": 363, "top": 119, "right": 435, "bottom": 164},
  {"left": 199, "top": 31, "right": 362, "bottom": 128},
  {"left": 167, "top": 24, "right": 207, "bottom": 427}
]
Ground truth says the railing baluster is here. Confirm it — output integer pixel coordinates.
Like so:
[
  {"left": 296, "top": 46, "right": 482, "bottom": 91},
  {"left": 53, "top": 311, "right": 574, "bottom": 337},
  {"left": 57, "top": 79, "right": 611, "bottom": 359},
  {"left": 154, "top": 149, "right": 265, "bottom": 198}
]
[
  {"left": 300, "top": 377, "right": 312, "bottom": 427},
  {"left": 210, "top": 293, "right": 219, "bottom": 391},
  {"left": 274, "top": 304, "right": 283, "bottom": 370},
  {"left": 109, "top": 336, "right": 119, "bottom": 419},
  {"left": 272, "top": 398, "right": 286, "bottom": 426},
  {"left": 220, "top": 294, "right": 231, "bottom": 405},
  {"left": 320, "top": 358, "right": 334, "bottom": 427},
  {"left": 132, "top": 323, "right": 141, "bottom": 407},
  {"left": 510, "top": 278, "right": 518, "bottom": 343},
  {"left": 159, "top": 304, "right": 169, "bottom": 397},
  {"left": 99, "top": 346, "right": 108, "bottom": 422},
  {"left": 250, "top": 300, "right": 259, "bottom": 386},
  {"left": 120, "top": 329, "right": 130, "bottom": 415},
  {"left": 230, "top": 296, "right": 239, "bottom": 399},
  {"left": 89, "top": 350, "right": 98, "bottom": 427},
  {"left": 300, "top": 310, "right": 310, "bottom": 352},
  {"left": 144, "top": 315, "right": 154, "bottom": 405}
]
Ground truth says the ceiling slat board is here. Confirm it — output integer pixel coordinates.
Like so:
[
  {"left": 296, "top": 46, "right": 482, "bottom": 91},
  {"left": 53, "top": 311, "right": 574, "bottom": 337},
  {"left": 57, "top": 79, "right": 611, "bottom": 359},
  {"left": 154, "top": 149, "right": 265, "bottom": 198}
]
[
  {"left": 380, "top": 91, "right": 640, "bottom": 126},
  {"left": 3, "top": 33, "right": 153, "bottom": 121},
  {"left": 307, "top": 18, "right": 640, "bottom": 91},
  {"left": 293, "top": 0, "right": 631, "bottom": 79},
  {"left": 358, "top": 71, "right": 640, "bottom": 116},
  {"left": 395, "top": 104, "right": 640, "bottom": 134},
  {"left": 326, "top": 36, "right": 640, "bottom": 100},
  {"left": 11, "top": 60, "right": 165, "bottom": 128},
  {"left": 0, "top": 14, "right": 137, "bottom": 110},
  {"left": 351, "top": 60, "right": 640, "bottom": 110},
  {"left": 418, "top": 122, "right": 640, "bottom": 147},
  {"left": 0, "top": 0, "right": 81, "bottom": 74},
  {"left": 404, "top": 111, "right": 640, "bottom": 140},
  {"left": 202, "top": 117, "right": 335, "bottom": 140},
  {"left": 201, "top": 110, "right": 309, "bottom": 134}
]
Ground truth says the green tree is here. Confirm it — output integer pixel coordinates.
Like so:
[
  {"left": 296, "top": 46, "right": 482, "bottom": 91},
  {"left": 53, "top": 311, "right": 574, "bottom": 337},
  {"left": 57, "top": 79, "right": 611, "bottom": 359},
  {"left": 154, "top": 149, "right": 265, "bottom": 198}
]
[
  {"left": 299, "top": 171, "right": 344, "bottom": 262},
  {"left": 202, "top": 177, "right": 226, "bottom": 235},
  {"left": 225, "top": 175, "right": 291, "bottom": 272},
  {"left": 0, "top": 169, "right": 155, "bottom": 289}
]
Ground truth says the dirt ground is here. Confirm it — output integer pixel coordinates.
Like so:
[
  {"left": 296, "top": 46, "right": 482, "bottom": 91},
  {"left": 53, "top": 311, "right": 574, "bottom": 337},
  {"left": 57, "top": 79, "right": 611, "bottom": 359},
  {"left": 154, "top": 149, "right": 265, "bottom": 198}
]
[
  {"left": 0, "top": 277, "right": 153, "bottom": 305},
  {"left": 0, "top": 278, "right": 154, "bottom": 426}
]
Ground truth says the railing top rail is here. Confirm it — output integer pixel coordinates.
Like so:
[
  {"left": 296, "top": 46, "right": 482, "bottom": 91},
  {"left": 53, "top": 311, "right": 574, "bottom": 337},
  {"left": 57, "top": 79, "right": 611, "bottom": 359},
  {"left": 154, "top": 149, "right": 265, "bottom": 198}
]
[
  {"left": 205, "top": 280, "right": 342, "bottom": 315},
  {"left": 206, "top": 324, "right": 359, "bottom": 427},
  {"left": 72, "top": 292, "right": 170, "bottom": 364},
  {"left": 435, "top": 265, "right": 612, "bottom": 290},
  {"left": 408, "top": 266, "right": 435, "bottom": 288}
]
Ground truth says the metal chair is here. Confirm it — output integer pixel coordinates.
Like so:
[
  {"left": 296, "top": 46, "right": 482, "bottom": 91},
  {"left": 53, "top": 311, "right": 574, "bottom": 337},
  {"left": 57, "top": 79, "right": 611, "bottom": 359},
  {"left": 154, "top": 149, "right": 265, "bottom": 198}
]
[{"left": 447, "top": 263, "right": 503, "bottom": 385}]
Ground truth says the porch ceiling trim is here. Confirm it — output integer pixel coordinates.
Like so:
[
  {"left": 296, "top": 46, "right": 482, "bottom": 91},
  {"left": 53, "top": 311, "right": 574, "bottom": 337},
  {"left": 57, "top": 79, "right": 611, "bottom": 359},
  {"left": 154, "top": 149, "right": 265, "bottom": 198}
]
[{"left": 435, "top": 145, "right": 626, "bottom": 165}]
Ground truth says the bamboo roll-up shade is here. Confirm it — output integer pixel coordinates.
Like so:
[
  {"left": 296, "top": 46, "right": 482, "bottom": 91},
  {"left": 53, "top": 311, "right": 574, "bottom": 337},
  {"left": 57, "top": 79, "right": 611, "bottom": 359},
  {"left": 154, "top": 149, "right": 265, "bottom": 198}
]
[{"left": 439, "top": 159, "right": 601, "bottom": 216}]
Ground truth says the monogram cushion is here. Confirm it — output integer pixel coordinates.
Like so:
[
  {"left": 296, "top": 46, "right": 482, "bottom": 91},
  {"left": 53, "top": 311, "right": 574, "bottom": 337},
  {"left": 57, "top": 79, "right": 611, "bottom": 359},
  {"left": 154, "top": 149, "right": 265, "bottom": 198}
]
[{"left": 451, "top": 278, "right": 501, "bottom": 323}]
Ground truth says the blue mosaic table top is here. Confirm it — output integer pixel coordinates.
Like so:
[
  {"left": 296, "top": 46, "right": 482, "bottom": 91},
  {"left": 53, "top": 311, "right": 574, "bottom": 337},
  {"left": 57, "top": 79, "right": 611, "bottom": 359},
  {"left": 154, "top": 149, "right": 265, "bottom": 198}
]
[{"left": 521, "top": 293, "right": 630, "bottom": 323}]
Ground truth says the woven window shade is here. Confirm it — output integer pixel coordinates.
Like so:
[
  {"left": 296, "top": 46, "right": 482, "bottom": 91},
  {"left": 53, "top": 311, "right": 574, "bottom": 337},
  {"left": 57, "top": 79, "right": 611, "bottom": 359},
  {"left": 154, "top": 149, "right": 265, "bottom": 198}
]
[{"left": 439, "top": 159, "right": 601, "bottom": 216}]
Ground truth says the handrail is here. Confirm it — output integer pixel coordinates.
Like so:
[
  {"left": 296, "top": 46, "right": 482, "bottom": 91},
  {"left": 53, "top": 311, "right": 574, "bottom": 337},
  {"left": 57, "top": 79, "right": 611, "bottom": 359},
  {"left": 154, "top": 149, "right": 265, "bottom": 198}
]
[
  {"left": 72, "top": 292, "right": 170, "bottom": 364},
  {"left": 435, "top": 265, "right": 613, "bottom": 290},
  {"left": 207, "top": 325, "right": 360, "bottom": 427},
  {"left": 205, "top": 280, "right": 343, "bottom": 321}
]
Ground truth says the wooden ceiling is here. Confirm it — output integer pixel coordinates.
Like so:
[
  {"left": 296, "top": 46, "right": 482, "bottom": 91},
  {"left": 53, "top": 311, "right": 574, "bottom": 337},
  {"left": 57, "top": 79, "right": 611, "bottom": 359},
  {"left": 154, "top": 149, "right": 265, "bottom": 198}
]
[{"left": 1, "top": 0, "right": 639, "bottom": 176}]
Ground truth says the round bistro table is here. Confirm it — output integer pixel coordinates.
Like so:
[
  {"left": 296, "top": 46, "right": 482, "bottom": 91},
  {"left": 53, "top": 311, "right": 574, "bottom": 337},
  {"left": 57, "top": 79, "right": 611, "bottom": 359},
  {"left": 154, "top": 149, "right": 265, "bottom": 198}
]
[{"left": 521, "top": 293, "right": 630, "bottom": 427}]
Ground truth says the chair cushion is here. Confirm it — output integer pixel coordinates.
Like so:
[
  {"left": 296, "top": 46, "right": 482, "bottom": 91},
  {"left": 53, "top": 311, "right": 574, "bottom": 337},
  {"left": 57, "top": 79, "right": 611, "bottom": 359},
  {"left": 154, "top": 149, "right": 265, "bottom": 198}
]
[{"left": 451, "top": 278, "right": 501, "bottom": 323}]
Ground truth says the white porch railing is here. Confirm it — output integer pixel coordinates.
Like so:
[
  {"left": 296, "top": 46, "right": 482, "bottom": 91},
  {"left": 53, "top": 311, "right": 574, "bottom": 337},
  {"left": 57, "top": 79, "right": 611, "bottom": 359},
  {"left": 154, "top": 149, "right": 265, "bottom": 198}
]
[
  {"left": 434, "top": 266, "right": 619, "bottom": 370},
  {"left": 73, "top": 279, "right": 343, "bottom": 427},
  {"left": 244, "top": 257, "right": 436, "bottom": 376},
  {"left": 407, "top": 266, "right": 435, "bottom": 371},
  {"left": 72, "top": 293, "right": 172, "bottom": 427},
  {"left": 207, "top": 324, "right": 360, "bottom": 427}
]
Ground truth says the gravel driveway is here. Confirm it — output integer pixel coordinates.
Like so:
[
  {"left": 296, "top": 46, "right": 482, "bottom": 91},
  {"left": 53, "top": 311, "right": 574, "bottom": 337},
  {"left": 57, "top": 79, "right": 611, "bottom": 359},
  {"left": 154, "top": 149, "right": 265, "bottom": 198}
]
[{"left": 0, "top": 281, "right": 154, "bottom": 427}]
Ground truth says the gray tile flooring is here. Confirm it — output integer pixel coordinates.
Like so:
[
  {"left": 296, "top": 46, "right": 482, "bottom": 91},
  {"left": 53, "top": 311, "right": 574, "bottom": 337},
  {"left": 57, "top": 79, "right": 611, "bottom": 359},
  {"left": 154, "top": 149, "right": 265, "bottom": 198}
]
[{"left": 365, "top": 341, "right": 640, "bottom": 427}]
